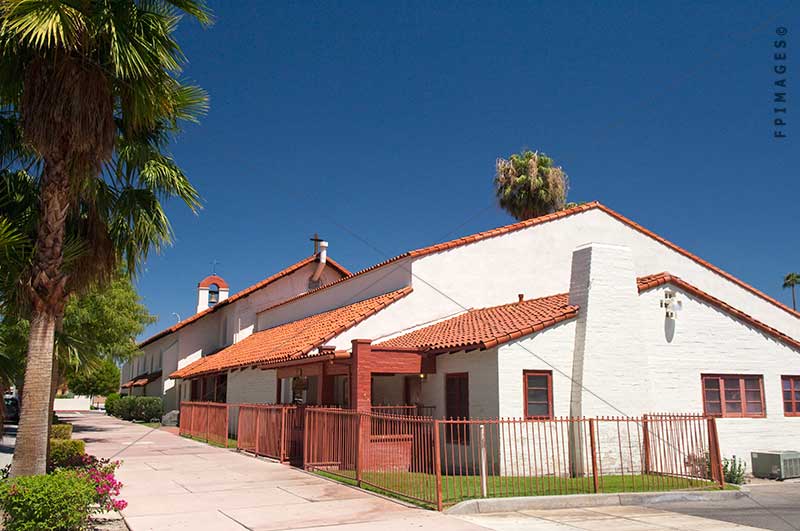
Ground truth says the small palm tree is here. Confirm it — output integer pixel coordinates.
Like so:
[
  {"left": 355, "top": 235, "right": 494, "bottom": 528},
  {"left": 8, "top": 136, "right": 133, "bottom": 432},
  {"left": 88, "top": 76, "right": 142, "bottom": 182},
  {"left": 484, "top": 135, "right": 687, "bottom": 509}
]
[
  {"left": 0, "top": 0, "right": 210, "bottom": 476},
  {"left": 784, "top": 273, "right": 800, "bottom": 311},
  {"left": 494, "top": 150, "right": 570, "bottom": 221}
]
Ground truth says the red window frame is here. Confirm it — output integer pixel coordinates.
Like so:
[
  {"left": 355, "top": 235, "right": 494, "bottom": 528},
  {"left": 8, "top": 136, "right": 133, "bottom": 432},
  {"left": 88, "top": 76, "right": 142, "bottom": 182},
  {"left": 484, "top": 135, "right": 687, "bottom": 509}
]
[
  {"left": 701, "top": 374, "right": 765, "bottom": 418},
  {"left": 782, "top": 376, "right": 800, "bottom": 417},
  {"left": 523, "top": 370, "right": 553, "bottom": 420}
]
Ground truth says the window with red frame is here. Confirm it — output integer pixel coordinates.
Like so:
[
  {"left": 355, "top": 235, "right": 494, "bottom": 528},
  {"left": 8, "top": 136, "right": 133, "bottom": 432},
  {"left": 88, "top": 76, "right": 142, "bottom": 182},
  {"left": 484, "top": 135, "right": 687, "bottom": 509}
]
[
  {"left": 782, "top": 376, "right": 800, "bottom": 416},
  {"left": 524, "top": 371, "right": 553, "bottom": 419},
  {"left": 702, "top": 375, "right": 765, "bottom": 418}
]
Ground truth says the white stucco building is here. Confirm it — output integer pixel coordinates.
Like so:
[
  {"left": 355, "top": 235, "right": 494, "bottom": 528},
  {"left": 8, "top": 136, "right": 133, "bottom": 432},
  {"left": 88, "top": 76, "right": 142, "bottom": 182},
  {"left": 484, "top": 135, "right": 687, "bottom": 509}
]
[{"left": 125, "top": 202, "right": 800, "bottom": 461}]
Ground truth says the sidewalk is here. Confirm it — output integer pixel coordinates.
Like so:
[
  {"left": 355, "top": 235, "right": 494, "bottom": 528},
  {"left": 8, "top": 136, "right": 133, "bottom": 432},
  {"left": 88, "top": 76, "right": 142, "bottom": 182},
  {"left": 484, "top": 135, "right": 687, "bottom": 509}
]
[{"left": 66, "top": 412, "right": 767, "bottom": 531}]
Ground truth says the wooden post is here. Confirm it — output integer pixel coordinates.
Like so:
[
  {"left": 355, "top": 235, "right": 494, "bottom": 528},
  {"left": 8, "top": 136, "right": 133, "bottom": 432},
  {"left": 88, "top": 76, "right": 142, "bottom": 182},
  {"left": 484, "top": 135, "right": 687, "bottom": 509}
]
[
  {"left": 205, "top": 403, "right": 210, "bottom": 443},
  {"left": 589, "top": 419, "right": 599, "bottom": 493},
  {"left": 642, "top": 414, "right": 651, "bottom": 474},
  {"left": 224, "top": 404, "right": 229, "bottom": 448},
  {"left": 434, "top": 420, "right": 443, "bottom": 511}
]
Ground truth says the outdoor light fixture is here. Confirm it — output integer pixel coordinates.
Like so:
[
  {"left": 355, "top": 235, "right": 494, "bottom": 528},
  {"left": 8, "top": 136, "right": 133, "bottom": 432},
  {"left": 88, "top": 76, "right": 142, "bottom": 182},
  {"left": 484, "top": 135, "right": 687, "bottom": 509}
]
[
  {"left": 659, "top": 290, "right": 682, "bottom": 320},
  {"left": 419, "top": 373, "right": 426, "bottom": 380}
]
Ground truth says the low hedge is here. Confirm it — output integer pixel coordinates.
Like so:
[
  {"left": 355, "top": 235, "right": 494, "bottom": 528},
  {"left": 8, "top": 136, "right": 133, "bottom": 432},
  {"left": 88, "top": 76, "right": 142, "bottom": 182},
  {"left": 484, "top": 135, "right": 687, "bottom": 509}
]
[
  {"left": 49, "top": 439, "right": 86, "bottom": 470},
  {"left": 107, "top": 396, "right": 163, "bottom": 422},
  {"left": 51, "top": 424, "right": 73, "bottom": 440},
  {"left": 0, "top": 469, "right": 96, "bottom": 531}
]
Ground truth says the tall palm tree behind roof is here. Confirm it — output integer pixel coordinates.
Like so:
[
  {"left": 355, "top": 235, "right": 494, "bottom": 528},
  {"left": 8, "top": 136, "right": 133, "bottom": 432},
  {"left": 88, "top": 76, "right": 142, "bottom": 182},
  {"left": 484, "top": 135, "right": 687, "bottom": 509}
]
[
  {"left": 784, "top": 272, "right": 800, "bottom": 311},
  {"left": 494, "top": 150, "right": 570, "bottom": 221},
  {"left": 0, "top": 0, "right": 211, "bottom": 476}
]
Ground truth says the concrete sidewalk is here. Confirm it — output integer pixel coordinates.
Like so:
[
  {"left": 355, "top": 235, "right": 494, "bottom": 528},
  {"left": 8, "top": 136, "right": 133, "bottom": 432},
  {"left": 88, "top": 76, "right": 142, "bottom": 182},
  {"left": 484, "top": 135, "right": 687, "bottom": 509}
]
[
  {"left": 66, "top": 412, "right": 484, "bottom": 531},
  {"left": 66, "top": 412, "right": 767, "bottom": 531}
]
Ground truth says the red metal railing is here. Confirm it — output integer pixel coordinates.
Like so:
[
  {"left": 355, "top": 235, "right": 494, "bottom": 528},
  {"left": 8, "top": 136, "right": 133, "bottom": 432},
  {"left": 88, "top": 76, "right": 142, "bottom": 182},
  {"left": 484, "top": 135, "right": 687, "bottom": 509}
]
[
  {"left": 371, "top": 405, "right": 436, "bottom": 417},
  {"left": 179, "top": 401, "right": 230, "bottom": 447},
  {"left": 304, "top": 410, "right": 723, "bottom": 510},
  {"left": 236, "top": 404, "right": 338, "bottom": 464}
]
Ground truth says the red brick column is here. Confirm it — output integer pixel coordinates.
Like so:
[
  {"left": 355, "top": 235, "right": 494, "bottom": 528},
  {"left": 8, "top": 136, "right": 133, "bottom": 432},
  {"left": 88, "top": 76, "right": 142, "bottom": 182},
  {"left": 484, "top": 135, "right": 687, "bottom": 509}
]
[{"left": 350, "top": 339, "right": 373, "bottom": 412}]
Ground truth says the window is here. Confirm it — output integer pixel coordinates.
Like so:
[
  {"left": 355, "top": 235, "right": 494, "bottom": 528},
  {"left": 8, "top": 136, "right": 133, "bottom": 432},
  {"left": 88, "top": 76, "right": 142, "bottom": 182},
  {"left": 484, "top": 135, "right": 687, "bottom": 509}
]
[
  {"left": 202, "top": 375, "right": 215, "bottom": 401},
  {"left": 524, "top": 371, "right": 553, "bottom": 419},
  {"left": 445, "top": 373, "right": 469, "bottom": 443},
  {"left": 782, "top": 376, "right": 800, "bottom": 417},
  {"left": 214, "top": 374, "right": 227, "bottom": 403},
  {"left": 190, "top": 379, "right": 201, "bottom": 401},
  {"left": 702, "top": 375, "right": 765, "bottom": 418}
]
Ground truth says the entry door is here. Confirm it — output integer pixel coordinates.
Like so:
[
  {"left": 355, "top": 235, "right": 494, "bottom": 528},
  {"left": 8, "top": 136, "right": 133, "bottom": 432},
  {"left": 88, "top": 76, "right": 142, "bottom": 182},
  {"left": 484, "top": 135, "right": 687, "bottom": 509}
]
[{"left": 445, "top": 373, "right": 469, "bottom": 419}]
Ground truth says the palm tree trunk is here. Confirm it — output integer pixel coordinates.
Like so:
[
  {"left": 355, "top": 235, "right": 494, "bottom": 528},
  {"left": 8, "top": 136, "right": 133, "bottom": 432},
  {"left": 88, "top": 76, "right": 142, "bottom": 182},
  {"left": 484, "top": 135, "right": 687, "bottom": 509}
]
[
  {"left": 11, "top": 311, "right": 57, "bottom": 476},
  {"left": 11, "top": 159, "right": 71, "bottom": 477},
  {"left": 793, "top": 285, "right": 797, "bottom": 311}
]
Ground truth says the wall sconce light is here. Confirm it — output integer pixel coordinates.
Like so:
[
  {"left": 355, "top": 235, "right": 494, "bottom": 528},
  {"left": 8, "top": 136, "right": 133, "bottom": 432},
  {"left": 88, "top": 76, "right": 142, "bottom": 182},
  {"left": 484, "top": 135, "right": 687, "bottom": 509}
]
[
  {"left": 419, "top": 373, "right": 427, "bottom": 380},
  {"left": 659, "top": 290, "right": 683, "bottom": 320}
]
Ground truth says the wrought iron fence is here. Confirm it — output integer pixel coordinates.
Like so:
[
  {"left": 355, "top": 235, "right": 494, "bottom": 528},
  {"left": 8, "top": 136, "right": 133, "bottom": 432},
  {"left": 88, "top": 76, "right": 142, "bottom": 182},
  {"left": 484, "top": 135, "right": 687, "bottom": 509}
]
[{"left": 304, "top": 410, "right": 723, "bottom": 510}]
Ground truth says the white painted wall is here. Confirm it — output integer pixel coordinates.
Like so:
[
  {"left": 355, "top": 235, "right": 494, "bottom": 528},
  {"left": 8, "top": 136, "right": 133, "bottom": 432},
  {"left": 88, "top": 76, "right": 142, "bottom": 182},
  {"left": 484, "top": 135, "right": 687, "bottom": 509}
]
[
  {"left": 226, "top": 368, "right": 278, "bottom": 405},
  {"left": 639, "top": 285, "right": 800, "bottom": 462},
  {"left": 124, "top": 260, "right": 345, "bottom": 410}
]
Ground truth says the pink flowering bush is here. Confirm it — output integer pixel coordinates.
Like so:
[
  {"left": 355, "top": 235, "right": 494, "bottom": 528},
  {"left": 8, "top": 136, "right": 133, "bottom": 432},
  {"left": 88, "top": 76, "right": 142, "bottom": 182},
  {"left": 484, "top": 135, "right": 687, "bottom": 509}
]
[{"left": 78, "top": 454, "right": 128, "bottom": 512}]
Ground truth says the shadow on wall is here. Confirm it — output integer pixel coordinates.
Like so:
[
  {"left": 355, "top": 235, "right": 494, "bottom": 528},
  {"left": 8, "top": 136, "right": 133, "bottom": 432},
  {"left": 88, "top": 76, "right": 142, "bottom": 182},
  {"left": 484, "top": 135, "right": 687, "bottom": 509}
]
[{"left": 664, "top": 318, "right": 676, "bottom": 343}]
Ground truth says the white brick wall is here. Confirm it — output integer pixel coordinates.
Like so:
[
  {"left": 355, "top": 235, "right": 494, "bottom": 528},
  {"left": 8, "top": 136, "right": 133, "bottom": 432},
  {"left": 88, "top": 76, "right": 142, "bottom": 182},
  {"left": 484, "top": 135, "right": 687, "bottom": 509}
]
[
  {"left": 226, "top": 368, "right": 278, "bottom": 405},
  {"left": 640, "top": 286, "right": 800, "bottom": 462}
]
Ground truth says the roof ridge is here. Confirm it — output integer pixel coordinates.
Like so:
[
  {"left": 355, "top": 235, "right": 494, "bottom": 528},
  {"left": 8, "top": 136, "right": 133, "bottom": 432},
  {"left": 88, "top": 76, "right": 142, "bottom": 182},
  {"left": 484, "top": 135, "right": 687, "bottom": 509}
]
[
  {"left": 139, "top": 254, "right": 350, "bottom": 348},
  {"left": 258, "top": 202, "right": 800, "bottom": 323},
  {"left": 169, "top": 287, "right": 413, "bottom": 378}
]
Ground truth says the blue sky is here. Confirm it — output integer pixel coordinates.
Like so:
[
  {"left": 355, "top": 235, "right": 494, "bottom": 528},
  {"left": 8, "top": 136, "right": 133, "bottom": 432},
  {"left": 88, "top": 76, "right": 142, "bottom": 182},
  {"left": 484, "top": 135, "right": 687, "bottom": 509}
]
[{"left": 138, "top": 0, "right": 798, "bottom": 338}]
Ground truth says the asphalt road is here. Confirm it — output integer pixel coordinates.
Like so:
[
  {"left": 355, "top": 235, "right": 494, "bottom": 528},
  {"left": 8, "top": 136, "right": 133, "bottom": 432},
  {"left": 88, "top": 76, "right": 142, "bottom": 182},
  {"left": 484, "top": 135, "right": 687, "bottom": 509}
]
[{"left": 657, "top": 482, "right": 800, "bottom": 531}]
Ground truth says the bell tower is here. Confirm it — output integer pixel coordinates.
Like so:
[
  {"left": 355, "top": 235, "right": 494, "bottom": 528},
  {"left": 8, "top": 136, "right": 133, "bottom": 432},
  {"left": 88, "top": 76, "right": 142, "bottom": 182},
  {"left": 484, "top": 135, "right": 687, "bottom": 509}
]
[{"left": 197, "top": 274, "right": 229, "bottom": 313}]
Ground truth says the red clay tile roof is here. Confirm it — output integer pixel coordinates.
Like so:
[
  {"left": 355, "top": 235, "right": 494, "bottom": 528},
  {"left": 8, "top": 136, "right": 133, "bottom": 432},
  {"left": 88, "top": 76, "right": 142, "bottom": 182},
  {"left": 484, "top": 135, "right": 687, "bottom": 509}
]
[
  {"left": 139, "top": 256, "right": 351, "bottom": 348},
  {"left": 259, "top": 202, "right": 800, "bottom": 322},
  {"left": 198, "top": 274, "right": 229, "bottom": 289},
  {"left": 121, "top": 371, "right": 162, "bottom": 388},
  {"left": 170, "top": 287, "right": 413, "bottom": 378},
  {"left": 638, "top": 273, "right": 800, "bottom": 351},
  {"left": 374, "top": 294, "right": 577, "bottom": 354}
]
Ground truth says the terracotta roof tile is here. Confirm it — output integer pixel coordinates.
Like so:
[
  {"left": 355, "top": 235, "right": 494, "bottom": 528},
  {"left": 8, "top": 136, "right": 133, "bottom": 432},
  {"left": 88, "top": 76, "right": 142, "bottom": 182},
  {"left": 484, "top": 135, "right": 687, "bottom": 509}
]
[
  {"left": 259, "top": 202, "right": 800, "bottom": 323},
  {"left": 139, "top": 256, "right": 351, "bottom": 348},
  {"left": 375, "top": 294, "right": 578, "bottom": 354},
  {"left": 637, "top": 273, "right": 800, "bottom": 351},
  {"left": 170, "top": 287, "right": 412, "bottom": 379},
  {"left": 198, "top": 275, "right": 229, "bottom": 289}
]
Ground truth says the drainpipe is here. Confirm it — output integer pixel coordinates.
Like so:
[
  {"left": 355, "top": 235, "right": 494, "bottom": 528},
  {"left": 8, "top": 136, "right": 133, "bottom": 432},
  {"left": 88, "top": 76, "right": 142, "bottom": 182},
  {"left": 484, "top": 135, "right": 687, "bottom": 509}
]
[{"left": 310, "top": 240, "right": 328, "bottom": 283}]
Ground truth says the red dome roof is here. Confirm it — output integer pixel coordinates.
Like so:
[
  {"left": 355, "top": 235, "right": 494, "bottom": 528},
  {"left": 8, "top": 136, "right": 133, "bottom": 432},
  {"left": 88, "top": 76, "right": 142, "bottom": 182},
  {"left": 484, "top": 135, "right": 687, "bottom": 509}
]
[{"left": 198, "top": 274, "right": 229, "bottom": 289}]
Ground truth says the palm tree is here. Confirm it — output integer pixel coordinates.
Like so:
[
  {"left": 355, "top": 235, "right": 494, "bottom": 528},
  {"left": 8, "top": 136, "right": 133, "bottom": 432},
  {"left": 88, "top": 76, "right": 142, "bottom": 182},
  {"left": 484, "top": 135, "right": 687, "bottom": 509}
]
[
  {"left": 0, "top": 0, "right": 210, "bottom": 476},
  {"left": 784, "top": 273, "right": 800, "bottom": 311},
  {"left": 494, "top": 150, "right": 570, "bottom": 221}
]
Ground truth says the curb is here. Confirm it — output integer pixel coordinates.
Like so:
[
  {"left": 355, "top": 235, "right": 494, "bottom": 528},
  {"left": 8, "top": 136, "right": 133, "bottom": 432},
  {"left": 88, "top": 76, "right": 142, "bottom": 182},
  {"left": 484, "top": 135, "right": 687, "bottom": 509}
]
[{"left": 445, "top": 489, "right": 746, "bottom": 515}]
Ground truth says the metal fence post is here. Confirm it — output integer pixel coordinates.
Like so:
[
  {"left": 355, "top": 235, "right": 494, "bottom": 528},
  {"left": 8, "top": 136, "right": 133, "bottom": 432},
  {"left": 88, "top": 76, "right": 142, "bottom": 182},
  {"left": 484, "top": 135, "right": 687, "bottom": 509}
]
[
  {"left": 589, "top": 419, "right": 599, "bottom": 493},
  {"left": 224, "top": 405, "right": 229, "bottom": 448},
  {"left": 355, "top": 413, "right": 363, "bottom": 487},
  {"left": 707, "top": 417, "right": 724, "bottom": 489},
  {"left": 205, "top": 403, "right": 210, "bottom": 443},
  {"left": 479, "top": 424, "right": 488, "bottom": 498},
  {"left": 302, "top": 408, "right": 310, "bottom": 470},
  {"left": 642, "top": 414, "right": 651, "bottom": 474},
  {"left": 280, "top": 406, "right": 287, "bottom": 462},
  {"left": 434, "top": 420, "right": 443, "bottom": 511}
]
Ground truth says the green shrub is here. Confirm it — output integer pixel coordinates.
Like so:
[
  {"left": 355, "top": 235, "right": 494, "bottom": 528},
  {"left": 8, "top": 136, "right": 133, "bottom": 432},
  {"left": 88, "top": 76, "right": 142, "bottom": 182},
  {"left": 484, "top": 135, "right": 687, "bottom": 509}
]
[
  {"left": 105, "top": 393, "right": 120, "bottom": 416},
  {"left": 51, "top": 424, "right": 73, "bottom": 440},
  {"left": 133, "top": 397, "right": 163, "bottom": 422},
  {"left": 722, "top": 455, "right": 747, "bottom": 484},
  {"left": 115, "top": 396, "right": 134, "bottom": 420},
  {"left": 49, "top": 439, "right": 86, "bottom": 469},
  {"left": 0, "top": 469, "right": 96, "bottom": 531}
]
